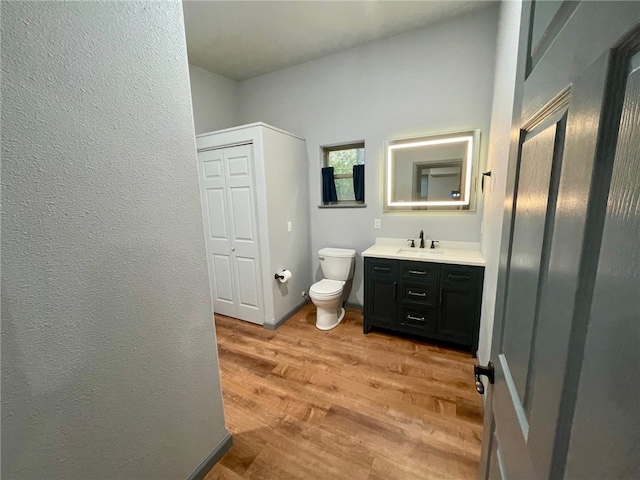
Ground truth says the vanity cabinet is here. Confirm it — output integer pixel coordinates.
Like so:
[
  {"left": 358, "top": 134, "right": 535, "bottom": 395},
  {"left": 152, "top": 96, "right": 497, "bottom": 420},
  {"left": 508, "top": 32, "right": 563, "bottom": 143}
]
[
  {"left": 364, "top": 257, "right": 484, "bottom": 354},
  {"left": 364, "top": 258, "right": 397, "bottom": 328}
]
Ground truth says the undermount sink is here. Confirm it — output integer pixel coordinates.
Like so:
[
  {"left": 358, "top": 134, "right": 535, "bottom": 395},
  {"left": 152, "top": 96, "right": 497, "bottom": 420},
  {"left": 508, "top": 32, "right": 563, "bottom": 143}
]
[{"left": 396, "top": 247, "right": 445, "bottom": 257}]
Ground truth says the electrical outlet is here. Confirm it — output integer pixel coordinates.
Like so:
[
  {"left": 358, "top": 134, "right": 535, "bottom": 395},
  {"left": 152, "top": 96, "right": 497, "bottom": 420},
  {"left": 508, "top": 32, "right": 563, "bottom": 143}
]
[
  {"left": 287, "top": 221, "right": 292, "bottom": 232},
  {"left": 374, "top": 219, "right": 381, "bottom": 229}
]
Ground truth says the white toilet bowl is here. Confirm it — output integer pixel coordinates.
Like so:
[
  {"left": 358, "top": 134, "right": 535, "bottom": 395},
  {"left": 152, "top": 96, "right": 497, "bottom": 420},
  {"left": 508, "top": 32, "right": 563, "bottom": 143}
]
[
  {"left": 309, "top": 247, "right": 355, "bottom": 331},
  {"left": 309, "top": 279, "right": 346, "bottom": 330}
]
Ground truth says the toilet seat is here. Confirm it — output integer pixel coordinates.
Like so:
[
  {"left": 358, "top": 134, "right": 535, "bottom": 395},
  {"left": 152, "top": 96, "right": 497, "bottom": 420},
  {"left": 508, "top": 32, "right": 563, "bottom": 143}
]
[{"left": 309, "top": 279, "right": 344, "bottom": 299}]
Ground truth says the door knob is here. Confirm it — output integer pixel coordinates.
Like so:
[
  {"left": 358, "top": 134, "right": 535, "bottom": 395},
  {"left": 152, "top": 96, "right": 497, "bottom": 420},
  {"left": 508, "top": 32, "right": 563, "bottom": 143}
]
[{"left": 474, "top": 362, "right": 495, "bottom": 394}]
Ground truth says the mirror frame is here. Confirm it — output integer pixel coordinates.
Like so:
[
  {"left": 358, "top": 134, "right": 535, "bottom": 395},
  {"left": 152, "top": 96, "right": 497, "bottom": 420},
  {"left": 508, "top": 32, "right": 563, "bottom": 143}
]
[{"left": 384, "top": 129, "right": 480, "bottom": 211}]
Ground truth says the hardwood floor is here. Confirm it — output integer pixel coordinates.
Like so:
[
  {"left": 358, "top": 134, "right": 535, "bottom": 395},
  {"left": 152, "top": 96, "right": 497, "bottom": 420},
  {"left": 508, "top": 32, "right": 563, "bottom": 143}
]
[{"left": 205, "top": 305, "right": 483, "bottom": 480}]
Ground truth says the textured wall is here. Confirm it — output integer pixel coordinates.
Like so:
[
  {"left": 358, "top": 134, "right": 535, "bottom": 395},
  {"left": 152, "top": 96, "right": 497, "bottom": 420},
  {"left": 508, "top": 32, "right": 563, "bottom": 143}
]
[
  {"left": 189, "top": 63, "right": 239, "bottom": 134},
  {"left": 476, "top": 0, "right": 523, "bottom": 364},
  {"left": 1, "top": 2, "right": 228, "bottom": 479},
  {"left": 238, "top": 7, "right": 499, "bottom": 305}
]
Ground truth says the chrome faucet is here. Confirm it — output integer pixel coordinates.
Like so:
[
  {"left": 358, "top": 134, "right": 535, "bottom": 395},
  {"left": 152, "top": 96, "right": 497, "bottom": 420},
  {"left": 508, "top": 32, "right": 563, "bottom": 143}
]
[{"left": 419, "top": 230, "right": 425, "bottom": 248}]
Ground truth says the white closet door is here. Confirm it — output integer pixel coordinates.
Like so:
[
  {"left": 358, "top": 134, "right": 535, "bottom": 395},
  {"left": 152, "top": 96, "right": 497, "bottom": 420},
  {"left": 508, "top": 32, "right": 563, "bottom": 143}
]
[
  {"left": 198, "top": 144, "right": 264, "bottom": 325},
  {"left": 223, "top": 144, "right": 263, "bottom": 324}
]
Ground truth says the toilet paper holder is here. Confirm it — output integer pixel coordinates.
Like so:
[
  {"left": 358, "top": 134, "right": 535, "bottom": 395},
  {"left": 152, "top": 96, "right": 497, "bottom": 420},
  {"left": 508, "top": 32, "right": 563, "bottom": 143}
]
[{"left": 275, "top": 269, "right": 292, "bottom": 283}]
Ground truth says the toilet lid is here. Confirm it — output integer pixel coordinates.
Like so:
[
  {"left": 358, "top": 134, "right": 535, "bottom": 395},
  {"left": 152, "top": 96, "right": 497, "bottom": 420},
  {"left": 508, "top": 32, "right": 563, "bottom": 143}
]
[{"left": 310, "top": 279, "right": 344, "bottom": 297}]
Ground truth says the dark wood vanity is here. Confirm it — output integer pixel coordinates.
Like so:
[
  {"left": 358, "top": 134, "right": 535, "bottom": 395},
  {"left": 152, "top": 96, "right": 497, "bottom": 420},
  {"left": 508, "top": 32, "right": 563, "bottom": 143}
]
[{"left": 364, "top": 257, "right": 484, "bottom": 355}]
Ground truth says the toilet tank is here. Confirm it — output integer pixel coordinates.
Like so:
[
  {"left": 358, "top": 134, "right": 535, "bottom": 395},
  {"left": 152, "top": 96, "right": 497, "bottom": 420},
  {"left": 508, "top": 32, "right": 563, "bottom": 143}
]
[{"left": 318, "top": 247, "right": 356, "bottom": 281}]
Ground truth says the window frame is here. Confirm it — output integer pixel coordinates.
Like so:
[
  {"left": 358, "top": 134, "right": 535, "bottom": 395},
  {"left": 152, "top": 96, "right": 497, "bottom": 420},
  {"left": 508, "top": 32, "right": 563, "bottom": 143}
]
[{"left": 322, "top": 142, "right": 365, "bottom": 206}]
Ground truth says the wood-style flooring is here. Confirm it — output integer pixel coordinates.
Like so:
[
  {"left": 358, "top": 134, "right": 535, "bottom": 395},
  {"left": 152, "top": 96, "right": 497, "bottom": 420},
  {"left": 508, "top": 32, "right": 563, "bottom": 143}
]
[{"left": 205, "top": 305, "right": 483, "bottom": 480}]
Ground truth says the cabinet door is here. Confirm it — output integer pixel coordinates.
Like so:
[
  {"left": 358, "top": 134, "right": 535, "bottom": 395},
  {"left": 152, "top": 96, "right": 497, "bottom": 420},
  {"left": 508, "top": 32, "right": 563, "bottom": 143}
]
[
  {"left": 437, "top": 265, "right": 481, "bottom": 346},
  {"left": 364, "top": 258, "right": 397, "bottom": 329}
]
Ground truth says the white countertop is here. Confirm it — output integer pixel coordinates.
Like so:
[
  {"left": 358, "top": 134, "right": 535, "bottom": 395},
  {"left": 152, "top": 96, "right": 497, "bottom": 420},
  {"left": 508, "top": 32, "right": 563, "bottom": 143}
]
[{"left": 361, "top": 238, "right": 485, "bottom": 267}]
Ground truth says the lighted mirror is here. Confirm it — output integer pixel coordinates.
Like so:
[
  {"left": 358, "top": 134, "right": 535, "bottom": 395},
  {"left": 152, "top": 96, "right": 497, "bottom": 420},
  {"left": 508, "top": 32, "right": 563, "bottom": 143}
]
[{"left": 384, "top": 130, "right": 480, "bottom": 211}]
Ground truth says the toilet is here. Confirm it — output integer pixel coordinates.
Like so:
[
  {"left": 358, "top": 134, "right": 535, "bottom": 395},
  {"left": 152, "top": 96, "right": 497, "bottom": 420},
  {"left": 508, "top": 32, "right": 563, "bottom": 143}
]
[{"left": 309, "top": 247, "right": 356, "bottom": 331}]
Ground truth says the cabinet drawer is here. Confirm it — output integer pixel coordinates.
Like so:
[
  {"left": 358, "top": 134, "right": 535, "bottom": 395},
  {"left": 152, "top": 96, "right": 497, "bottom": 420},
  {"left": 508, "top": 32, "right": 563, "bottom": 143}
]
[
  {"left": 398, "top": 306, "right": 437, "bottom": 335},
  {"left": 365, "top": 258, "right": 397, "bottom": 279},
  {"left": 401, "top": 282, "right": 438, "bottom": 307},
  {"left": 440, "top": 264, "right": 479, "bottom": 286},
  {"left": 399, "top": 261, "right": 438, "bottom": 284}
]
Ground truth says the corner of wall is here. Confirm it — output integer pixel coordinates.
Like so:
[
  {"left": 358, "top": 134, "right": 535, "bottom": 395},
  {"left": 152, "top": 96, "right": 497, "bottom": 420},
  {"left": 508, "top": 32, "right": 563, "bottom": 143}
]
[{"left": 188, "top": 64, "right": 240, "bottom": 134}]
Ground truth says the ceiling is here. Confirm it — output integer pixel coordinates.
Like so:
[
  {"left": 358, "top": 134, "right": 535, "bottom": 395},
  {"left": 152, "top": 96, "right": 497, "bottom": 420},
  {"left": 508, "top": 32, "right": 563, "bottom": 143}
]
[{"left": 183, "top": 0, "right": 497, "bottom": 81}]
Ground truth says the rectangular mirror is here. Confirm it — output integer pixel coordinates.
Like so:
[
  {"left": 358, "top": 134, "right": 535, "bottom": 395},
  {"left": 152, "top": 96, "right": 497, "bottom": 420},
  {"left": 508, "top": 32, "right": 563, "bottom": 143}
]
[{"left": 384, "top": 129, "right": 480, "bottom": 211}]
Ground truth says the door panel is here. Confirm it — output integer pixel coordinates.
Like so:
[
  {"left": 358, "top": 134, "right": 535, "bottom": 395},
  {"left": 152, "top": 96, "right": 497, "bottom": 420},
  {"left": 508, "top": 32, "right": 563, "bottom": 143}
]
[
  {"left": 501, "top": 117, "right": 563, "bottom": 406},
  {"left": 224, "top": 144, "right": 263, "bottom": 324},
  {"left": 212, "top": 254, "right": 235, "bottom": 306},
  {"left": 439, "top": 265, "right": 480, "bottom": 345},
  {"left": 530, "top": 0, "right": 563, "bottom": 51},
  {"left": 203, "top": 158, "right": 223, "bottom": 178},
  {"left": 227, "top": 154, "right": 249, "bottom": 177},
  {"left": 564, "top": 52, "right": 640, "bottom": 479},
  {"left": 482, "top": 2, "right": 640, "bottom": 479},
  {"left": 206, "top": 189, "right": 229, "bottom": 239},
  {"left": 199, "top": 149, "right": 237, "bottom": 318},
  {"left": 229, "top": 187, "right": 255, "bottom": 241},
  {"left": 198, "top": 143, "right": 264, "bottom": 325},
  {"left": 235, "top": 256, "right": 260, "bottom": 309},
  {"left": 529, "top": 1, "right": 579, "bottom": 74},
  {"left": 438, "top": 287, "right": 476, "bottom": 344},
  {"left": 368, "top": 280, "right": 396, "bottom": 327}
]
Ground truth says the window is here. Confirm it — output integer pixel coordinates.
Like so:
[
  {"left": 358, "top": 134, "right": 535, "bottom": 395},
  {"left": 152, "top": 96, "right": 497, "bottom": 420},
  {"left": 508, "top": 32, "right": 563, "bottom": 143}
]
[{"left": 321, "top": 142, "right": 365, "bottom": 206}]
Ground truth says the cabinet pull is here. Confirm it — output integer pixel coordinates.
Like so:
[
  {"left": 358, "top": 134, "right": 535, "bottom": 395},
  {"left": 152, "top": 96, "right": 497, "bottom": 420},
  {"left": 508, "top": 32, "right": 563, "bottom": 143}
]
[
  {"left": 447, "top": 273, "right": 470, "bottom": 281},
  {"left": 408, "top": 291, "right": 427, "bottom": 297},
  {"left": 374, "top": 266, "right": 391, "bottom": 272},
  {"left": 408, "top": 270, "right": 427, "bottom": 275},
  {"left": 439, "top": 288, "right": 443, "bottom": 305},
  {"left": 406, "top": 315, "right": 426, "bottom": 322},
  {"left": 393, "top": 282, "right": 397, "bottom": 299}
]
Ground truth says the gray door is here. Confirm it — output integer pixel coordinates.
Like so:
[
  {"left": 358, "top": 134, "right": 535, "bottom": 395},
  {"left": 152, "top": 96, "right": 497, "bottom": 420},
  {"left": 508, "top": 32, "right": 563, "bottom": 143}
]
[{"left": 480, "top": 2, "right": 640, "bottom": 479}]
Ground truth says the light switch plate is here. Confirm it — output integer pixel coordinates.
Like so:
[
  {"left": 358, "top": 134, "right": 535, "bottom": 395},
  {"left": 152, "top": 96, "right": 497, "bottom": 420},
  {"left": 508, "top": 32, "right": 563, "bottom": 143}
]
[
  {"left": 287, "top": 221, "right": 292, "bottom": 232},
  {"left": 374, "top": 219, "right": 381, "bottom": 229}
]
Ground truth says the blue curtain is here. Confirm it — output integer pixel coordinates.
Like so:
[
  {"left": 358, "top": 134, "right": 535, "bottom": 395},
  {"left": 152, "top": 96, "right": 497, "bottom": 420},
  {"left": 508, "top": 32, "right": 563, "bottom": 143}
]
[
  {"left": 322, "top": 167, "right": 338, "bottom": 203},
  {"left": 353, "top": 165, "right": 365, "bottom": 202}
]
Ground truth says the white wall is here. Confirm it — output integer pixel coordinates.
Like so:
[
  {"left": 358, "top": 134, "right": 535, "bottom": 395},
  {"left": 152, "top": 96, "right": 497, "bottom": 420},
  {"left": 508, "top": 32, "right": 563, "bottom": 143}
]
[
  {"left": 1, "top": 2, "right": 228, "bottom": 479},
  {"left": 189, "top": 63, "right": 239, "bottom": 134},
  {"left": 262, "top": 127, "right": 312, "bottom": 322},
  {"left": 476, "top": 0, "right": 523, "bottom": 365},
  {"left": 238, "top": 7, "right": 499, "bottom": 305}
]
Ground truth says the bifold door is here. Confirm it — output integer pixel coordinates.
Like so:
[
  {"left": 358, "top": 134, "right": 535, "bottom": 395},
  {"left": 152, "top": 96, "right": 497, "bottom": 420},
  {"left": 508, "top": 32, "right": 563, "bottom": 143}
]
[{"left": 198, "top": 143, "right": 264, "bottom": 325}]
